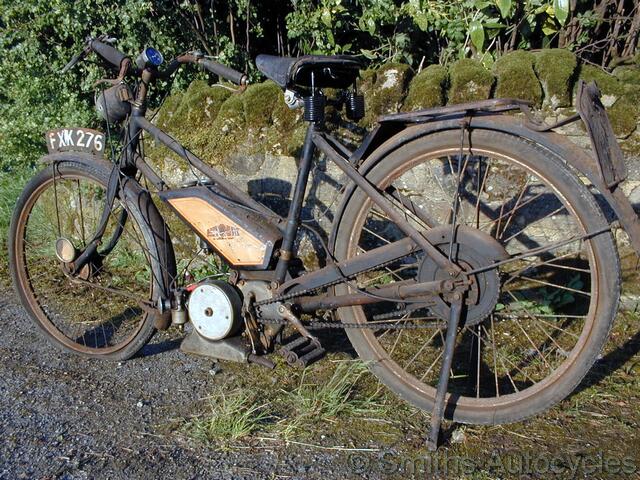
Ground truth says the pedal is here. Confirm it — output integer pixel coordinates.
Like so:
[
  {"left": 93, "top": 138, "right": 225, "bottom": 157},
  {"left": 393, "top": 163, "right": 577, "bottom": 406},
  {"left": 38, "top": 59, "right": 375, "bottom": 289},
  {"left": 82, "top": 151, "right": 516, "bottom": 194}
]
[{"left": 279, "top": 335, "right": 325, "bottom": 368}]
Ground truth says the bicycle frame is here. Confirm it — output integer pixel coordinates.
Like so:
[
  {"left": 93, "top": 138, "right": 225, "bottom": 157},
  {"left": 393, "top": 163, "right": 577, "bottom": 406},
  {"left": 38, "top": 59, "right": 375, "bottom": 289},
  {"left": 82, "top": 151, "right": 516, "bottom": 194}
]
[{"left": 91, "top": 95, "right": 461, "bottom": 312}]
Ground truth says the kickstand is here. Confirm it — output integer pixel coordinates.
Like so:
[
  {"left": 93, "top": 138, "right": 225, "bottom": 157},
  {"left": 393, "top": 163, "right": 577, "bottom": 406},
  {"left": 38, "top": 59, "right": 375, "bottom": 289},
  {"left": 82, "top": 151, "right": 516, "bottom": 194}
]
[{"left": 426, "top": 294, "right": 463, "bottom": 451}]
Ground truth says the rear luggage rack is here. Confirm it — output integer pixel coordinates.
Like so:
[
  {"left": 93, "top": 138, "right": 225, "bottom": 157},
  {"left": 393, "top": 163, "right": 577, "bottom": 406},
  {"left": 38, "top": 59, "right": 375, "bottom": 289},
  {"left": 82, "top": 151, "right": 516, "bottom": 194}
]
[{"left": 378, "top": 81, "right": 627, "bottom": 190}]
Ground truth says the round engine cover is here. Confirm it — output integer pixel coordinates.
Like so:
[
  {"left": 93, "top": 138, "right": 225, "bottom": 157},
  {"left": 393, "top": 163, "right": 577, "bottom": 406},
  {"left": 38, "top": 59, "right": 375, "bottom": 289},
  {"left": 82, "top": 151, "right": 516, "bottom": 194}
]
[{"left": 188, "top": 281, "right": 243, "bottom": 341}]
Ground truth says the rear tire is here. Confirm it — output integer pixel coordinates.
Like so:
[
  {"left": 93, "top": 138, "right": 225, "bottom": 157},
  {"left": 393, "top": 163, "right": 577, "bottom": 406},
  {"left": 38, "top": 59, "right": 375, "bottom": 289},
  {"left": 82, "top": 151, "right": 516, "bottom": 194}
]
[{"left": 334, "top": 129, "right": 619, "bottom": 425}]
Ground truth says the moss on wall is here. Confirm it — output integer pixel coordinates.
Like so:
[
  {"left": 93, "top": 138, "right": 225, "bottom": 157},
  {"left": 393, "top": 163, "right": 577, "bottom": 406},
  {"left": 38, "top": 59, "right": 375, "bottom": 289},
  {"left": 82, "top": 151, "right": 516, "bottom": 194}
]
[
  {"left": 608, "top": 101, "right": 638, "bottom": 138},
  {"left": 448, "top": 59, "right": 494, "bottom": 104},
  {"left": 578, "top": 65, "right": 639, "bottom": 137},
  {"left": 155, "top": 92, "right": 184, "bottom": 132},
  {"left": 578, "top": 65, "right": 625, "bottom": 98},
  {"left": 362, "top": 63, "right": 412, "bottom": 125},
  {"left": 534, "top": 49, "right": 577, "bottom": 108},
  {"left": 494, "top": 51, "right": 542, "bottom": 106},
  {"left": 403, "top": 64, "right": 447, "bottom": 111}
]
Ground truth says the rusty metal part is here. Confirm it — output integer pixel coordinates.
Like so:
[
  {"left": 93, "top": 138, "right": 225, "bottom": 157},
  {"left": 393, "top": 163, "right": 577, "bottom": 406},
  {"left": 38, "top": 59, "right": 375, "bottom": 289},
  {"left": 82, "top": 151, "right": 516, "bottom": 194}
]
[
  {"left": 327, "top": 113, "right": 640, "bottom": 259},
  {"left": 427, "top": 296, "right": 464, "bottom": 451},
  {"left": 238, "top": 280, "right": 281, "bottom": 350},
  {"left": 279, "top": 335, "right": 325, "bottom": 368},
  {"left": 576, "top": 80, "right": 628, "bottom": 188},
  {"left": 277, "top": 304, "right": 316, "bottom": 341},
  {"left": 418, "top": 226, "right": 508, "bottom": 326},
  {"left": 258, "top": 315, "right": 444, "bottom": 330},
  {"left": 294, "top": 279, "right": 451, "bottom": 311},
  {"left": 314, "top": 132, "right": 462, "bottom": 276},
  {"left": 275, "top": 237, "right": 418, "bottom": 300},
  {"left": 248, "top": 353, "right": 276, "bottom": 369}
]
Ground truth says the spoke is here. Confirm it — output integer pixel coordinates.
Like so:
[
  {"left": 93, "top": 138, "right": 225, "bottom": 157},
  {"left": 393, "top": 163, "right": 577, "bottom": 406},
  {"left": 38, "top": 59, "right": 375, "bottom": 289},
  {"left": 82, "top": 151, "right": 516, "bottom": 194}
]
[
  {"left": 377, "top": 312, "right": 410, "bottom": 341},
  {"left": 488, "top": 191, "right": 545, "bottom": 229},
  {"left": 489, "top": 315, "right": 500, "bottom": 397},
  {"left": 419, "top": 346, "right": 444, "bottom": 382},
  {"left": 388, "top": 327, "right": 405, "bottom": 357},
  {"left": 476, "top": 325, "right": 481, "bottom": 398},
  {"left": 76, "top": 178, "right": 87, "bottom": 246},
  {"left": 475, "top": 158, "right": 490, "bottom": 229},
  {"left": 362, "top": 226, "right": 392, "bottom": 245},
  {"left": 516, "top": 275, "right": 591, "bottom": 297},
  {"left": 466, "top": 225, "right": 610, "bottom": 276},
  {"left": 502, "top": 206, "right": 566, "bottom": 244},
  {"left": 471, "top": 324, "right": 532, "bottom": 386},
  {"left": 502, "top": 250, "right": 586, "bottom": 285},
  {"left": 498, "top": 182, "right": 530, "bottom": 240},
  {"left": 402, "top": 328, "right": 442, "bottom": 371}
]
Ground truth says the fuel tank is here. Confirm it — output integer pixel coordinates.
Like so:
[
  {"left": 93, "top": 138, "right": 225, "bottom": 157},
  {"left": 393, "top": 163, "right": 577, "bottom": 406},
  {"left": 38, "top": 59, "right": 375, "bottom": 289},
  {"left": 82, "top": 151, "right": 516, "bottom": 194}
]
[{"left": 158, "top": 185, "right": 281, "bottom": 269}]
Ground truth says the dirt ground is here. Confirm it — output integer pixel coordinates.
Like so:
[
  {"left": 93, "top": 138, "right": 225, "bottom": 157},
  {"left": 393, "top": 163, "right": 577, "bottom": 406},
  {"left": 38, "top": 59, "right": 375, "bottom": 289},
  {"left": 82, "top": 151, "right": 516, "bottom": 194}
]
[{"left": 1, "top": 276, "right": 639, "bottom": 479}]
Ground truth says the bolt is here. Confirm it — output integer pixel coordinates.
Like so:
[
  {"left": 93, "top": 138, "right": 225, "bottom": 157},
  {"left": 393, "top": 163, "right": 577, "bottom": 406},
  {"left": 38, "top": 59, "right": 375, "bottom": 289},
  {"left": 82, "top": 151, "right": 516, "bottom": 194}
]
[
  {"left": 270, "top": 281, "right": 279, "bottom": 289},
  {"left": 452, "top": 292, "right": 462, "bottom": 301}
]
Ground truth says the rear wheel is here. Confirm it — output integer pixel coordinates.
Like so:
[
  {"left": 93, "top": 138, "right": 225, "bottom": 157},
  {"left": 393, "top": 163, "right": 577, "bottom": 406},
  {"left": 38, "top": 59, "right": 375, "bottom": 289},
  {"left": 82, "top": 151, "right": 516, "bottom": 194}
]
[
  {"left": 334, "top": 129, "right": 619, "bottom": 424},
  {"left": 9, "top": 159, "right": 175, "bottom": 360}
]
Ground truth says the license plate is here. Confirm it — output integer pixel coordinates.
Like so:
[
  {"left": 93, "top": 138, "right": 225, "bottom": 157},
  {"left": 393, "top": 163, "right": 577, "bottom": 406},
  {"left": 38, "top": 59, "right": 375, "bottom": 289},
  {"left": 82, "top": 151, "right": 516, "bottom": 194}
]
[{"left": 45, "top": 128, "right": 106, "bottom": 156}]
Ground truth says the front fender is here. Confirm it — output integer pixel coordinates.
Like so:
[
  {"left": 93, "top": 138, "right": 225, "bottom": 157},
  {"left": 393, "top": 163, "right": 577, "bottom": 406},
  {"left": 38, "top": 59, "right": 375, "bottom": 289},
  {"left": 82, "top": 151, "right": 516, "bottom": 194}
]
[
  {"left": 40, "top": 152, "right": 177, "bottom": 329},
  {"left": 329, "top": 115, "right": 640, "bottom": 254}
]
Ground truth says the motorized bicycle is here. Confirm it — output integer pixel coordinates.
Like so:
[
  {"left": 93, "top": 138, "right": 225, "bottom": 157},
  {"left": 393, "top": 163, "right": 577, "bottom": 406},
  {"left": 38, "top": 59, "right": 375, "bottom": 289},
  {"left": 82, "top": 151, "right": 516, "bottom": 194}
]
[{"left": 9, "top": 35, "right": 638, "bottom": 449}]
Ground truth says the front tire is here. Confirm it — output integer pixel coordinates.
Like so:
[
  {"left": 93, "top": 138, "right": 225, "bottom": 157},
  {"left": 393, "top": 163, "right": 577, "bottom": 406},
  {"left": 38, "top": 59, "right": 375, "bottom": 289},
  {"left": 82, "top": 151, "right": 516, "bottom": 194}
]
[{"left": 9, "top": 158, "right": 176, "bottom": 361}]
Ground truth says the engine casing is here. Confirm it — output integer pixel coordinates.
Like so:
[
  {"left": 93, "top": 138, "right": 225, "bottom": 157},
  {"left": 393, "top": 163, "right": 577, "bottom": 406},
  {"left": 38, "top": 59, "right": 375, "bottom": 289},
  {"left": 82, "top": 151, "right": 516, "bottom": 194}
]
[{"left": 187, "top": 280, "right": 243, "bottom": 341}]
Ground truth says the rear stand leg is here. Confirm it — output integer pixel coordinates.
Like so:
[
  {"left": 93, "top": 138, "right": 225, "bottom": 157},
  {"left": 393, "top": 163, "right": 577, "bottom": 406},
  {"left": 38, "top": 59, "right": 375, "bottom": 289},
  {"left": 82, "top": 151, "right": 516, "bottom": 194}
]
[{"left": 426, "top": 294, "right": 463, "bottom": 451}]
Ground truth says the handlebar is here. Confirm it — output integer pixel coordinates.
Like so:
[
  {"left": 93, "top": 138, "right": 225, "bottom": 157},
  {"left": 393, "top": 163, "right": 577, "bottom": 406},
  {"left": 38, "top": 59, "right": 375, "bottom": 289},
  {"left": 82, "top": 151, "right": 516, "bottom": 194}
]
[
  {"left": 199, "top": 58, "right": 247, "bottom": 86},
  {"left": 63, "top": 36, "right": 248, "bottom": 87},
  {"left": 89, "top": 38, "right": 128, "bottom": 70}
]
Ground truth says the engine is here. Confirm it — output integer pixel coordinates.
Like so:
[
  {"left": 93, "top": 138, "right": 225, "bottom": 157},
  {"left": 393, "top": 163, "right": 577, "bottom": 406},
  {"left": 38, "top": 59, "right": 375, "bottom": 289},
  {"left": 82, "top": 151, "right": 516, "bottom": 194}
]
[{"left": 187, "top": 280, "right": 243, "bottom": 341}]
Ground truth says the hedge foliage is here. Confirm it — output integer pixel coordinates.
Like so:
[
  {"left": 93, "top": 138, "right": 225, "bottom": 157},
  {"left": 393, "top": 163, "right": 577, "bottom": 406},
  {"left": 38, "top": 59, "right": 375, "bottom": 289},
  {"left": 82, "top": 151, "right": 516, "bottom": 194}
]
[{"left": 1, "top": 1, "right": 638, "bottom": 170}]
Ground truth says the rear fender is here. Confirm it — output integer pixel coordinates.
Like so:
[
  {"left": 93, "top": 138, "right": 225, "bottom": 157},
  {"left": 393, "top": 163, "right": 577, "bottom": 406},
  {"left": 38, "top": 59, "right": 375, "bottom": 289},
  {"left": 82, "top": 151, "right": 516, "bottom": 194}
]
[{"left": 329, "top": 115, "right": 640, "bottom": 254}]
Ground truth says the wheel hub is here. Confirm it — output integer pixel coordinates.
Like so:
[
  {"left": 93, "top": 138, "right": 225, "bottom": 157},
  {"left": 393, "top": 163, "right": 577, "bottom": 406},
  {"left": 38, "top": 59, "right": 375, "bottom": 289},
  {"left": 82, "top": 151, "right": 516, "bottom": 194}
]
[{"left": 418, "top": 225, "right": 509, "bottom": 326}]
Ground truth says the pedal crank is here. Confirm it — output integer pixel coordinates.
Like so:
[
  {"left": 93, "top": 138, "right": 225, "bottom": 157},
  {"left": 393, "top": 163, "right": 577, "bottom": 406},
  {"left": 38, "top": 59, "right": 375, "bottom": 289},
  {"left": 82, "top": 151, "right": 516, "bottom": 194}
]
[
  {"left": 276, "top": 304, "right": 325, "bottom": 367},
  {"left": 279, "top": 335, "right": 325, "bottom": 368}
]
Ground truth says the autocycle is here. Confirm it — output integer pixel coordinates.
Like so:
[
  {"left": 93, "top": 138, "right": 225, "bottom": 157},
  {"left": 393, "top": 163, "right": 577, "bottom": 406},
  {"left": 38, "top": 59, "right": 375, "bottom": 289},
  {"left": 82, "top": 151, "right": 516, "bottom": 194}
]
[{"left": 9, "top": 35, "right": 639, "bottom": 449}]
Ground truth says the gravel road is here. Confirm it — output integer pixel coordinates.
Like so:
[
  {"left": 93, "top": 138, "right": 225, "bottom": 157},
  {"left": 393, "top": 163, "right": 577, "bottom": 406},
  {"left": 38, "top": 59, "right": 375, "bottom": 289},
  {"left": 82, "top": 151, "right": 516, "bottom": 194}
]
[{"left": 0, "top": 286, "right": 353, "bottom": 480}]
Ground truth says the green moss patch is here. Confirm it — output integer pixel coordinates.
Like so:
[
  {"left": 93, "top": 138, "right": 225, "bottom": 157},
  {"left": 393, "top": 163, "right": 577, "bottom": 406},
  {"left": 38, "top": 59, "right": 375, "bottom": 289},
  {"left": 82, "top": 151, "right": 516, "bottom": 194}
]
[
  {"left": 613, "top": 66, "right": 640, "bottom": 85},
  {"left": 155, "top": 91, "right": 184, "bottom": 132},
  {"left": 578, "top": 64, "right": 625, "bottom": 98},
  {"left": 493, "top": 50, "right": 542, "bottom": 106},
  {"left": 448, "top": 58, "right": 494, "bottom": 104},
  {"left": 608, "top": 97, "right": 638, "bottom": 138},
  {"left": 362, "top": 62, "right": 413, "bottom": 125},
  {"left": 577, "top": 65, "right": 639, "bottom": 137},
  {"left": 174, "top": 80, "right": 232, "bottom": 130},
  {"left": 403, "top": 64, "right": 447, "bottom": 111},
  {"left": 534, "top": 49, "right": 577, "bottom": 108}
]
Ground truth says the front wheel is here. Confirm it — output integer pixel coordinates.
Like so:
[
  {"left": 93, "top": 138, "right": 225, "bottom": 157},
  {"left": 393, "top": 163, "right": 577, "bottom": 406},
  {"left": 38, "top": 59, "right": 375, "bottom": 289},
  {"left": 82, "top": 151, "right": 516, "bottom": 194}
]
[
  {"left": 334, "top": 129, "right": 620, "bottom": 425},
  {"left": 9, "top": 158, "right": 176, "bottom": 360}
]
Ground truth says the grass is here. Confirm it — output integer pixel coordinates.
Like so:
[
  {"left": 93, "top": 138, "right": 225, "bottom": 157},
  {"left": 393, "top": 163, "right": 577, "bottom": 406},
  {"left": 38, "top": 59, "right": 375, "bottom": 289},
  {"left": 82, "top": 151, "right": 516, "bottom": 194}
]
[
  {"left": 182, "top": 359, "right": 391, "bottom": 447},
  {"left": 0, "top": 168, "right": 31, "bottom": 279},
  {"left": 175, "top": 307, "right": 640, "bottom": 478},
  {"left": 185, "top": 390, "right": 271, "bottom": 449},
  {"left": 276, "top": 361, "right": 385, "bottom": 440}
]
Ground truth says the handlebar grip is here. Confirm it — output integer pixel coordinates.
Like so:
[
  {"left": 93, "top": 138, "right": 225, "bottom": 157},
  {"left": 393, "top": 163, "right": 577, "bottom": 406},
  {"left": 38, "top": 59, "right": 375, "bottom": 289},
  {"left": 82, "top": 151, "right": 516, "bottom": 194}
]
[
  {"left": 200, "top": 59, "right": 246, "bottom": 85},
  {"left": 90, "top": 39, "right": 128, "bottom": 68}
]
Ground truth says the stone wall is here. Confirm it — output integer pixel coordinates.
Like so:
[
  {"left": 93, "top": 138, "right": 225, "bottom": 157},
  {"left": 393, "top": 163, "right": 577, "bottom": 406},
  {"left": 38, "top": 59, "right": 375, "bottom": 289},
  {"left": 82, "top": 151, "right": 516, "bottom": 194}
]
[{"left": 146, "top": 50, "right": 640, "bottom": 265}]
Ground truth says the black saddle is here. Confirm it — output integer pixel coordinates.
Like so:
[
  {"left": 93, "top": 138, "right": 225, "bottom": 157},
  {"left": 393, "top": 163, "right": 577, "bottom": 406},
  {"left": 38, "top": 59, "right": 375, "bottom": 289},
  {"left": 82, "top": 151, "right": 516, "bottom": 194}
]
[{"left": 256, "top": 54, "right": 363, "bottom": 90}]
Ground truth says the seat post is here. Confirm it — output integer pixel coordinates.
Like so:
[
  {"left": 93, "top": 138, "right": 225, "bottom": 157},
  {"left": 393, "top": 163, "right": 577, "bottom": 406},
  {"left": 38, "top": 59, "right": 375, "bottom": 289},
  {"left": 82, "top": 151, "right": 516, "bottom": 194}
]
[{"left": 274, "top": 122, "right": 316, "bottom": 283}]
